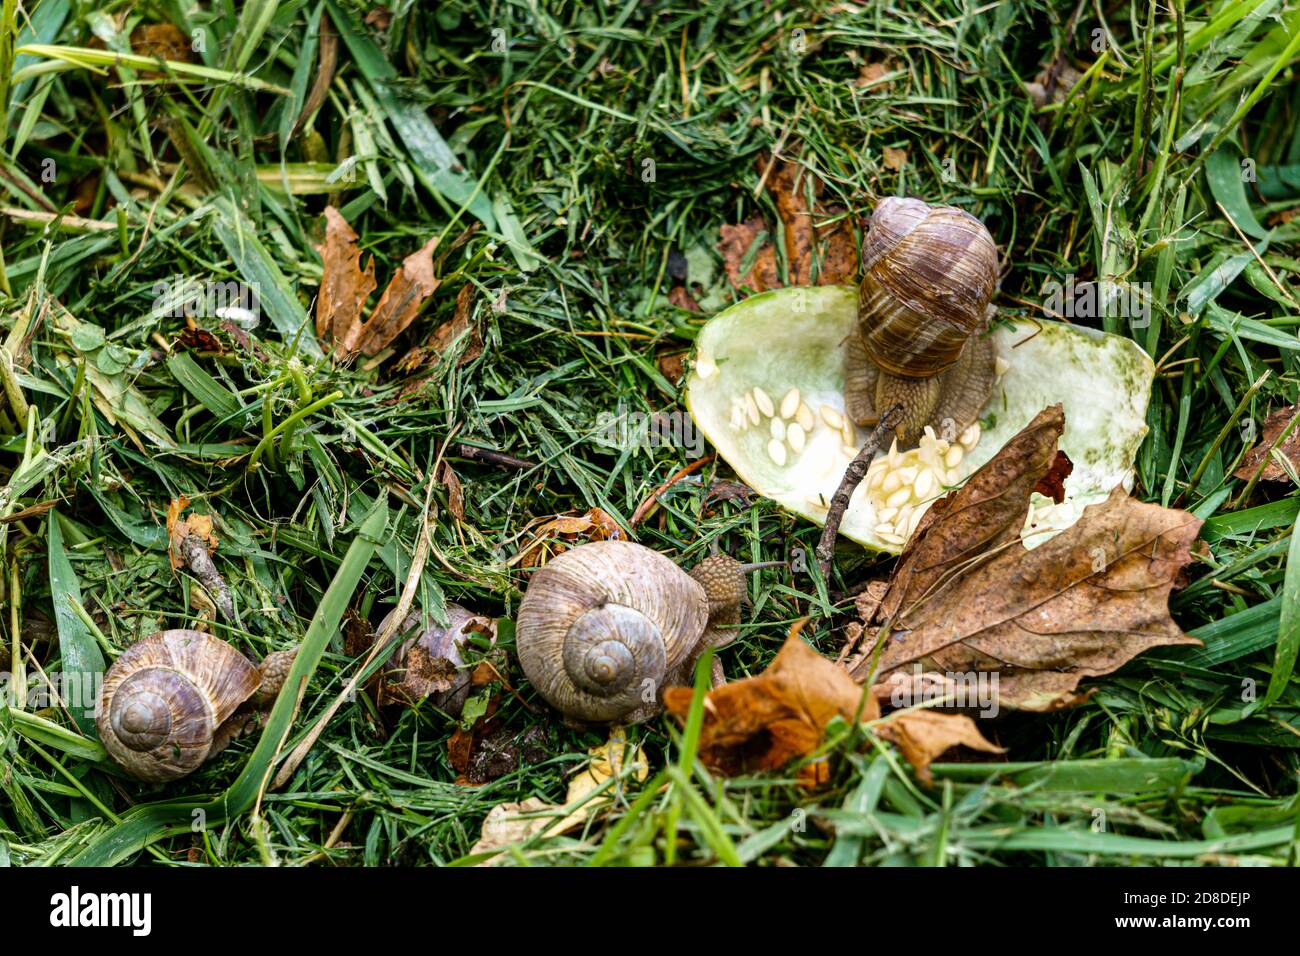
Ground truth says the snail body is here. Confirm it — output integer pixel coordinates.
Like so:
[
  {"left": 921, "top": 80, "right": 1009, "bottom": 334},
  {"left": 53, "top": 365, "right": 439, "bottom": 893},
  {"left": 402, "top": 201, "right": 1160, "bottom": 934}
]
[
  {"left": 96, "top": 630, "right": 295, "bottom": 782},
  {"left": 846, "top": 197, "right": 999, "bottom": 444},
  {"left": 516, "top": 541, "right": 748, "bottom": 724}
]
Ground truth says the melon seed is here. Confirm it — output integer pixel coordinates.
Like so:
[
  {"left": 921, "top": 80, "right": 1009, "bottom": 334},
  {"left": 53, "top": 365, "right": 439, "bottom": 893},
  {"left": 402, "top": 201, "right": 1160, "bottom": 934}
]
[
  {"left": 767, "top": 438, "right": 787, "bottom": 466},
  {"left": 787, "top": 423, "right": 806, "bottom": 453}
]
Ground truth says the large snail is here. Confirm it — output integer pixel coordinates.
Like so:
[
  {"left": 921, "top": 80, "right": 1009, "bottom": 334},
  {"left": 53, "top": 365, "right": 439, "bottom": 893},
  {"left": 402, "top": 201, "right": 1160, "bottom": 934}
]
[
  {"left": 96, "top": 630, "right": 296, "bottom": 783},
  {"left": 845, "top": 197, "right": 999, "bottom": 444},
  {"left": 516, "top": 540, "right": 770, "bottom": 724}
]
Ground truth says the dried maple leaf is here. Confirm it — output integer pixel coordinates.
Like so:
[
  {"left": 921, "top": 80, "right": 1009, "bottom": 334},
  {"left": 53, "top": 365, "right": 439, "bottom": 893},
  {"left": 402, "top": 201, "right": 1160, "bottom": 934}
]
[
  {"left": 663, "top": 622, "right": 880, "bottom": 778},
  {"left": 1233, "top": 404, "right": 1300, "bottom": 483},
  {"left": 852, "top": 404, "right": 1203, "bottom": 711}
]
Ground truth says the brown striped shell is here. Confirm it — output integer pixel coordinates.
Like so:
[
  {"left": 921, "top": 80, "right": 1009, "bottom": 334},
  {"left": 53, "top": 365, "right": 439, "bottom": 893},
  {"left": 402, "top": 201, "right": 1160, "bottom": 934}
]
[
  {"left": 516, "top": 541, "right": 709, "bottom": 724},
  {"left": 96, "top": 630, "right": 260, "bottom": 783},
  {"left": 857, "top": 197, "right": 998, "bottom": 378}
]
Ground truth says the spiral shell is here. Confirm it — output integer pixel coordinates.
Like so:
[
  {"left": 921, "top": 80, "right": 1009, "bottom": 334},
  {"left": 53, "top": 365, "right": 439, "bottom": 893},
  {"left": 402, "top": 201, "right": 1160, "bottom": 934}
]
[
  {"left": 516, "top": 541, "right": 709, "bottom": 723},
  {"left": 96, "top": 630, "right": 260, "bottom": 783},
  {"left": 857, "top": 197, "right": 998, "bottom": 378}
]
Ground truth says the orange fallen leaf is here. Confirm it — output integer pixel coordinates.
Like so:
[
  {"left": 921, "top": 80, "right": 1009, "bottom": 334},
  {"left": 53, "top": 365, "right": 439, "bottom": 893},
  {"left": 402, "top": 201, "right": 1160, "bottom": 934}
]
[
  {"left": 875, "top": 709, "right": 1004, "bottom": 786},
  {"left": 663, "top": 621, "right": 879, "bottom": 779}
]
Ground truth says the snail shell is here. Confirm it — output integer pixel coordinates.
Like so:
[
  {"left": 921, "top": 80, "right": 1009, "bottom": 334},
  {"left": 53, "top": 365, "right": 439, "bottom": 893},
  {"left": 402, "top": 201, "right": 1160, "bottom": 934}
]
[
  {"left": 379, "top": 603, "right": 497, "bottom": 715},
  {"left": 857, "top": 197, "right": 997, "bottom": 378},
  {"left": 516, "top": 540, "right": 709, "bottom": 724},
  {"left": 96, "top": 630, "right": 261, "bottom": 783}
]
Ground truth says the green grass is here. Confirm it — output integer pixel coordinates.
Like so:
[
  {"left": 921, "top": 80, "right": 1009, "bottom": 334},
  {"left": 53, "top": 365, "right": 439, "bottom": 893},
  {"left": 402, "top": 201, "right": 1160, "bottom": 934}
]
[{"left": 1, "top": 0, "right": 1300, "bottom": 866}]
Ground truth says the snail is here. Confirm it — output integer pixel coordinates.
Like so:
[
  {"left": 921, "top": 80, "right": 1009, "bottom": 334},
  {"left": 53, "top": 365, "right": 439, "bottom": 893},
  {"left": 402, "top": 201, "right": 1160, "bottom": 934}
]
[
  {"left": 96, "top": 630, "right": 297, "bottom": 783},
  {"left": 844, "top": 197, "right": 999, "bottom": 445},
  {"left": 516, "top": 540, "right": 774, "bottom": 724}
]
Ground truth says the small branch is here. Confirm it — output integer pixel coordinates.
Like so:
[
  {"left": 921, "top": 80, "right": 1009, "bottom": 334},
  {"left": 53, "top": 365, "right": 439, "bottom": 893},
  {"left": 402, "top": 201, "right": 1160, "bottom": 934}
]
[
  {"left": 453, "top": 443, "right": 535, "bottom": 471},
  {"left": 815, "top": 405, "right": 902, "bottom": 583}
]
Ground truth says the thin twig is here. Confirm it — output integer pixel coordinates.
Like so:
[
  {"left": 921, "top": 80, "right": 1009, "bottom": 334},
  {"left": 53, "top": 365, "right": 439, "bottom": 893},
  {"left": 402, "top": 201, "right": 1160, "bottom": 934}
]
[
  {"left": 453, "top": 443, "right": 535, "bottom": 471},
  {"left": 815, "top": 406, "right": 902, "bottom": 582}
]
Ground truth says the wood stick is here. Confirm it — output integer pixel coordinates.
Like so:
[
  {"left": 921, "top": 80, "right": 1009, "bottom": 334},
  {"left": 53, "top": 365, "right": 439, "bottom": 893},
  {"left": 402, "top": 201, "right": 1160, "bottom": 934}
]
[{"left": 815, "top": 405, "right": 902, "bottom": 583}]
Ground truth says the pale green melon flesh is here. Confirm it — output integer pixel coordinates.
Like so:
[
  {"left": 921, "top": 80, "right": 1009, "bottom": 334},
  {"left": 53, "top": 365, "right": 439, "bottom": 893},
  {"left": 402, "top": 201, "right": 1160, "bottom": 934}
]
[{"left": 684, "top": 286, "right": 1154, "bottom": 554}]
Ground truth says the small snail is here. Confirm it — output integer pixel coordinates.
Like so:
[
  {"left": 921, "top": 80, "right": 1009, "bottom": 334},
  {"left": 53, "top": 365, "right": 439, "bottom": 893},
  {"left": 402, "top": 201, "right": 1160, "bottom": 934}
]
[
  {"left": 845, "top": 197, "right": 999, "bottom": 444},
  {"left": 96, "top": 630, "right": 297, "bottom": 782},
  {"left": 516, "top": 540, "right": 771, "bottom": 725}
]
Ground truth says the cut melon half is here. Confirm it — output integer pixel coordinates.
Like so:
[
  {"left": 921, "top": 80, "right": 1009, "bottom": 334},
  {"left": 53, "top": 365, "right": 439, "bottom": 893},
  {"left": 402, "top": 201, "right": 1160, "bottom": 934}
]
[{"left": 684, "top": 286, "right": 1154, "bottom": 554}]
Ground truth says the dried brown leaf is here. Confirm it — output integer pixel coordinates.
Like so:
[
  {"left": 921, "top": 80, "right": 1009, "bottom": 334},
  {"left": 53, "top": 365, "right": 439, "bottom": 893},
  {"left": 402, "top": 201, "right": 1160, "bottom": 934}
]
[
  {"left": 717, "top": 216, "right": 780, "bottom": 291},
  {"left": 854, "top": 405, "right": 1203, "bottom": 711},
  {"left": 315, "top": 207, "right": 377, "bottom": 351},
  {"left": 350, "top": 235, "right": 440, "bottom": 356},
  {"left": 875, "top": 709, "right": 1003, "bottom": 786},
  {"left": 663, "top": 623, "right": 879, "bottom": 779},
  {"left": 1233, "top": 404, "right": 1300, "bottom": 483}
]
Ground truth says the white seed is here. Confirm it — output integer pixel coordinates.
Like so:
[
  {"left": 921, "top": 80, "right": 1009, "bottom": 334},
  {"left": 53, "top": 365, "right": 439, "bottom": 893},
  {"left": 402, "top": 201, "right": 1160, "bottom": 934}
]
[
  {"left": 888, "top": 438, "right": 902, "bottom": 468},
  {"left": 780, "top": 387, "right": 800, "bottom": 419},
  {"left": 820, "top": 405, "right": 844, "bottom": 430},
  {"left": 874, "top": 522, "right": 895, "bottom": 537},
  {"left": 797, "top": 403, "right": 816, "bottom": 431},
  {"left": 903, "top": 507, "right": 925, "bottom": 539},
  {"left": 945, "top": 444, "right": 964, "bottom": 469},
  {"left": 753, "top": 386, "right": 775, "bottom": 418},
  {"left": 995, "top": 357, "right": 1011, "bottom": 378},
  {"left": 696, "top": 354, "right": 718, "bottom": 379},
  {"left": 770, "top": 417, "right": 786, "bottom": 441},
  {"left": 895, "top": 504, "right": 914, "bottom": 532},
  {"left": 876, "top": 506, "right": 898, "bottom": 523},
  {"left": 868, "top": 467, "right": 887, "bottom": 491},
  {"left": 914, "top": 469, "right": 935, "bottom": 499},
  {"left": 895, "top": 465, "right": 918, "bottom": 486},
  {"left": 882, "top": 471, "right": 902, "bottom": 494},
  {"left": 767, "top": 438, "right": 788, "bottom": 466},
  {"left": 946, "top": 467, "right": 962, "bottom": 485},
  {"left": 745, "top": 393, "right": 760, "bottom": 426},
  {"left": 878, "top": 531, "right": 906, "bottom": 546},
  {"left": 841, "top": 419, "right": 856, "bottom": 447},
  {"left": 787, "top": 423, "right": 806, "bottom": 453},
  {"left": 959, "top": 423, "right": 981, "bottom": 450},
  {"left": 729, "top": 407, "right": 744, "bottom": 430},
  {"left": 886, "top": 487, "right": 911, "bottom": 509}
]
